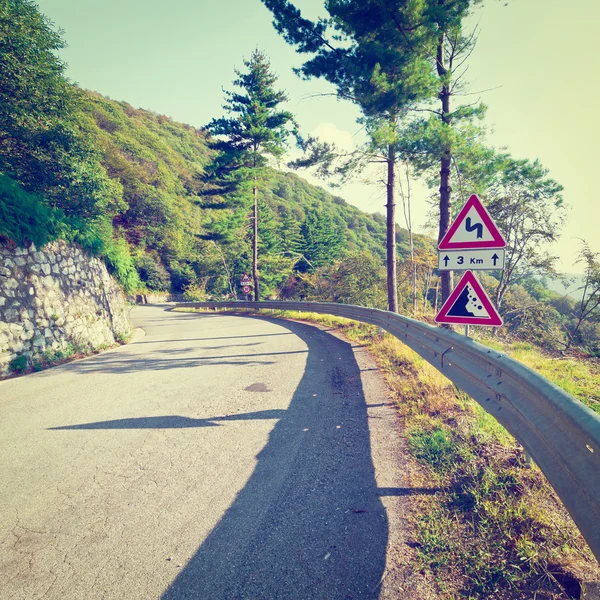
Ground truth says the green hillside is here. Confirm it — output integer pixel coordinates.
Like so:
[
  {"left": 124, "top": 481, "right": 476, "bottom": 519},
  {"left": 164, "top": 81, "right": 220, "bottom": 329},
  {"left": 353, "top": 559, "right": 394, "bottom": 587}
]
[{"left": 77, "top": 91, "right": 414, "bottom": 296}]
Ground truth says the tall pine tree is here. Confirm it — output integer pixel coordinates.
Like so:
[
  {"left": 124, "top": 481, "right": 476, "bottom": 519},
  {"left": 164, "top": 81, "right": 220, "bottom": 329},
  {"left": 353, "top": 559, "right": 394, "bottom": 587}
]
[
  {"left": 262, "top": 0, "right": 436, "bottom": 311},
  {"left": 262, "top": 0, "right": 488, "bottom": 306},
  {"left": 206, "top": 49, "right": 296, "bottom": 300}
]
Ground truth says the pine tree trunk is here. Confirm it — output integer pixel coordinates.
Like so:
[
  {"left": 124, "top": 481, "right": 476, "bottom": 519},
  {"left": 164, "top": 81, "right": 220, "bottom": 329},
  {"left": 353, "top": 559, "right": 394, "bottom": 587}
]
[
  {"left": 439, "top": 147, "right": 452, "bottom": 304},
  {"left": 253, "top": 185, "right": 259, "bottom": 301},
  {"left": 386, "top": 145, "right": 398, "bottom": 313},
  {"left": 437, "top": 31, "right": 453, "bottom": 305}
]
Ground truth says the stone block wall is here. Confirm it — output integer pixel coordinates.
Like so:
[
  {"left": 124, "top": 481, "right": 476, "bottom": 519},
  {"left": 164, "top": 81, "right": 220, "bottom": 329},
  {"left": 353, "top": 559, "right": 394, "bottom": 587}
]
[{"left": 0, "top": 240, "right": 130, "bottom": 377}]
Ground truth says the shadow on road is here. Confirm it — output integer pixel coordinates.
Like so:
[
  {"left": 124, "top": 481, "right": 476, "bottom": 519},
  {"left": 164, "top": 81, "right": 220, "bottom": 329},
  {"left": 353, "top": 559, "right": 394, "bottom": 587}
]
[
  {"left": 48, "top": 410, "right": 287, "bottom": 430},
  {"left": 48, "top": 309, "right": 390, "bottom": 598},
  {"left": 157, "top": 316, "right": 389, "bottom": 600}
]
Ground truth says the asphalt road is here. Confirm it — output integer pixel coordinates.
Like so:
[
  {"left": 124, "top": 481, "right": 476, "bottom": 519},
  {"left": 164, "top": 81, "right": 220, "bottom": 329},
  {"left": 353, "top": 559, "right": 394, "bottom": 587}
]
[{"left": 0, "top": 305, "right": 422, "bottom": 599}]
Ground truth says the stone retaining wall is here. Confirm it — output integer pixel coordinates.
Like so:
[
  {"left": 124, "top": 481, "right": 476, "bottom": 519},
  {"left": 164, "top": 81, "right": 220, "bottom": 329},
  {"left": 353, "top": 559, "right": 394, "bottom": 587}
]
[{"left": 0, "top": 240, "right": 130, "bottom": 377}]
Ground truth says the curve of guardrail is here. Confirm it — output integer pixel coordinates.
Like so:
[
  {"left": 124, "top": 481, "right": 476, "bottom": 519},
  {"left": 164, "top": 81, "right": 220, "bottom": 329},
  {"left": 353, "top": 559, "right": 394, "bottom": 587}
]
[{"left": 175, "top": 300, "right": 600, "bottom": 561}]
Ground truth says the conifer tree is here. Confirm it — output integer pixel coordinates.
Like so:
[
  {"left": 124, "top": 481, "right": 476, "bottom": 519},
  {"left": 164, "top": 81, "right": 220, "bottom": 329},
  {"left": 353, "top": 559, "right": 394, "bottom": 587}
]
[
  {"left": 299, "top": 210, "right": 345, "bottom": 269},
  {"left": 206, "top": 50, "right": 297, "bottom": 300},
  {"left": 280, "top": 211, "right": 304, "bottom": 259}
]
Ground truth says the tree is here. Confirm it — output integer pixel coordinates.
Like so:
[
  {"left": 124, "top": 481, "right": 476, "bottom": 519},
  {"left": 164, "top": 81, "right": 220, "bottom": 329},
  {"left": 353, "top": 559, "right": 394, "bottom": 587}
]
[
  {"left": 279, "top": 210, "right": 304, "bottom": 256},
  {"left": 299, "top": 210, "right": 345, "bottom": 269},
  {"left": 485, "top": 156, "right": 565, "bottom": 308},
  {"left": 262, "top": 0, "right": 437, "bottom": 312},
  {"left": 206, "top": 49, "right": 297, "bottom": 300},
  {"left": 0, "top": 0, "right": 122, "bottom": 220},
  {"left": 566, "top": 242, "right": 600, "bottom": 350},
  {"left": 263, "top": 0, "right": 491, "bottom": 307}
]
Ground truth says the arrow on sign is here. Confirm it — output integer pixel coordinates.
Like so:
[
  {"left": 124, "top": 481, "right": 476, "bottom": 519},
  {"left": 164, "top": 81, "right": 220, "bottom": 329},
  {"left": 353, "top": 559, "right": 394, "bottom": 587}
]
[
  {"left": 492, "top": 253, "right": 500, "bottom": 266},
  {"left": 443, "top": 255, "right": 450, "bottom": 267}
]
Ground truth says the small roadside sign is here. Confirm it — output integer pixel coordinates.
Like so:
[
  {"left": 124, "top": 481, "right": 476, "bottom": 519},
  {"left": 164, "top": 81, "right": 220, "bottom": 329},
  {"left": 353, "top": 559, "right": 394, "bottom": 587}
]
[
  {"left": 439, "top": 194, "right": 506, "bottom": 250},
  {"left": 438, "top": 249, "right": 505, "bottom": 271},
  {"left": 242, "top": 285, "right": 252, "bottom": 294},
  {"left": 435, "top": 271, "right": 503, "bottom": 327},
  {"left": 240, "top": 273, "right": 252, "bottom": 284}
]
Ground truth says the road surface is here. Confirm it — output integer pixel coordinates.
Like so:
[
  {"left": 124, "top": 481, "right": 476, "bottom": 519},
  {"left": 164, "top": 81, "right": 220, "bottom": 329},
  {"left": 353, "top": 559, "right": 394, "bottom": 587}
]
[{"left": 0, "top": 305, "right": 426, "bottom": 599}]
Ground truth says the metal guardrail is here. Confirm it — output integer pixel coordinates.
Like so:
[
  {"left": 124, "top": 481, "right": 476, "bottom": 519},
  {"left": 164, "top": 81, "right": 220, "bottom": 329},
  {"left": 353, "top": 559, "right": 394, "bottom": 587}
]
[{"left": 176, "top": 300, "right": 600, "bottom": 561}]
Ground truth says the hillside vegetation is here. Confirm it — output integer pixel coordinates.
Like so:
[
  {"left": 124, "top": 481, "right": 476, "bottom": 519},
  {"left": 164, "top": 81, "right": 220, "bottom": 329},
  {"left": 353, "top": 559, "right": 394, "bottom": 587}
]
[
  {"left": 25, "top": 90, "right": 422, "bottom": 299},
  {"left": 82, "top": 92, "right": 410, "bottom": 293}
]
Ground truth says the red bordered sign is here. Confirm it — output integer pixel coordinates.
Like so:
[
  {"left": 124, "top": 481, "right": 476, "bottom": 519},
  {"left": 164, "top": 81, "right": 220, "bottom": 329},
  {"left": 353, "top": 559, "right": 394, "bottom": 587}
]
[
  {"left": 435, "top": 271, "right": 503, "bottom": 327},
  {"left": 439, "top": 194, "right": 506, "bottom": 250}
]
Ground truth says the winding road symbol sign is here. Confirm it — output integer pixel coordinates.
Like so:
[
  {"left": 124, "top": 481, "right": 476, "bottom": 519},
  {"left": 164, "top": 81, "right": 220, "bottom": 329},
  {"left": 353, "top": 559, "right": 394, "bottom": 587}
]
[
  {"left": 438, "top": 194, "right": 506, "bottom": 250},
  {"left": 435, "top": 270, "right": 503, "bottom": 327}
]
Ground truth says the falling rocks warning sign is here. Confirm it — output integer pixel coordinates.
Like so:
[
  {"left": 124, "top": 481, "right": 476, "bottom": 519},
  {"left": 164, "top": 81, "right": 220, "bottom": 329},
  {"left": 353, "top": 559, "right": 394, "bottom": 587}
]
[{"left": 435, "top": 270, "right": 503, "bottom": 327}]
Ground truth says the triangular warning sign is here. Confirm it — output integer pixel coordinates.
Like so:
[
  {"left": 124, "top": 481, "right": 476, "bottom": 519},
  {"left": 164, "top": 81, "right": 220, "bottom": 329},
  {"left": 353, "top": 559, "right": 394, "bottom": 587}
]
[
  {"left": 439, "top": 194, "right": 506, "bottom": 250},
  {"left": 435, "top": 271, "right": 503, "bottom": 327}
]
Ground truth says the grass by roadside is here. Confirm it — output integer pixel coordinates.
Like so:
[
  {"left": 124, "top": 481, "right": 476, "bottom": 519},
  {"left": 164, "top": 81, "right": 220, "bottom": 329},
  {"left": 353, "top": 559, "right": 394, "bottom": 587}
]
[
  {"left": 474, "top": 337, "right": 600, "bottom": 415},
  {"left": 4, "top": 331, "right": 132, "bottom": 379},
  {"left": 176, "top": 307, "right": 600, "bottom": 599}
]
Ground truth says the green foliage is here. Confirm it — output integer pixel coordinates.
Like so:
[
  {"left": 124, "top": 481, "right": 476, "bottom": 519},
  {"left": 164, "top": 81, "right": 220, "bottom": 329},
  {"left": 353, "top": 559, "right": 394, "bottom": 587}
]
[
  {"left": 103, "top": 238, "right": 140, "bottom": 294},
  {"left": 566, "top": 241, "right": 600, "bottom": 350},
  {"left": 205, "top": 49, "right": 298, "bottom": 300},
  {"left": 182, "top": 282, "right": 209, "bottom": 302},
  {"left": 207, "top": 49, "right": 296, "bottom": 165},
  {"left": 280, "top": 251, "right": 387, "bottom": 308},
  {"left": 0, "top": 0, "right": 73, "bottom": 188},
  {"left": 9, "top": 355, "right": 28, "bottom": 374},
  {"left": 0, "top": 1, "right": 123, "bottom": 221},
  {"left": 299, "top": 209, "right": 346, "bottom": 269},
  {"left": 0, "top": 174, "right": 61, "bottom": 246},
  {"left": 135, "top": 253, "right": 171, "bottom": 291},
  {"left": 261, "top": 0, "right": 437, "bottom": 115},
  {"left": 484, "top": 156, "right": 565, "bottom": 307}
]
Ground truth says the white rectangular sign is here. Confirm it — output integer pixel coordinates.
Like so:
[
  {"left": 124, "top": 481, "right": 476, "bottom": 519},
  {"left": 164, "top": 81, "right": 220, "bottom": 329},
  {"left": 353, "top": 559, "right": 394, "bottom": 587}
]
[{"left": 438, "top": 249, "right": 505, "bottom": 271}]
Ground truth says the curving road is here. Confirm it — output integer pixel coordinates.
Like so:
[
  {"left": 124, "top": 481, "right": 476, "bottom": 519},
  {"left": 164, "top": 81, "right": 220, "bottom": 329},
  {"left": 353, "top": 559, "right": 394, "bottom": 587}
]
[{"left": 0, "top": 305, "right": 426, "bottom": 599}]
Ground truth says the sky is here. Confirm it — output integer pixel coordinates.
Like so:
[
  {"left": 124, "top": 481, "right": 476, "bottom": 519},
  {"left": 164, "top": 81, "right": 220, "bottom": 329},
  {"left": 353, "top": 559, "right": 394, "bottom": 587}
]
[{"left": 36, "top": 0, "right": 600, "bottom": 274}]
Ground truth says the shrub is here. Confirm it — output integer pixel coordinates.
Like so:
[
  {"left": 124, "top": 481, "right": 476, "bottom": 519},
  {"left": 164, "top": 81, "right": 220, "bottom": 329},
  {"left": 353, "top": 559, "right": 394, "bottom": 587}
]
[
  {"left": 183, "top": 282, "right": 209, "bottom": 302},
  {"left": 0, "top": 174, "right": 61, "bottom": 247},
  {"left": 136, "top": 254, "right": 171, "bottom": 291},
  {"left": 104, "top": 238, "right": 140, "bottom": 293},
  {"left": 9, "top": 355, "right": 28, "bottom": 373}
]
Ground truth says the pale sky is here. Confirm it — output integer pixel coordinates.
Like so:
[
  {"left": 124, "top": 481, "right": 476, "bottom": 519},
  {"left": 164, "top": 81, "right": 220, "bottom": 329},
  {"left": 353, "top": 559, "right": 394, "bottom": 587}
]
[{"left": 36, "top": 0, "right": 599, "bottom": 274}]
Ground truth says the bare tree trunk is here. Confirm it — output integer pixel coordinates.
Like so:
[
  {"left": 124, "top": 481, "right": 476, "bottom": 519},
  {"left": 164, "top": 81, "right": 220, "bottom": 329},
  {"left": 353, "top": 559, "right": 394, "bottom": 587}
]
[
  {"left": 386, "top": 144, "right": 398, "bottom": 313},
  {"left": 407, "top": 170, "right": 417, "bottom": 315},
  {"left": 252, "top": 184, "right": 259, "bottom": 301},
  {"left": 423, "top": 266, "right": 432, "bottom": 313},
  {"left": 434, "top": 278, "right": 440, "bottom": 314},
  {"left": 213, "top": 241, "right": 237, "bottom": 299},
  {"left": 400, "top": 163, "right": 416, "bottom": 315}
]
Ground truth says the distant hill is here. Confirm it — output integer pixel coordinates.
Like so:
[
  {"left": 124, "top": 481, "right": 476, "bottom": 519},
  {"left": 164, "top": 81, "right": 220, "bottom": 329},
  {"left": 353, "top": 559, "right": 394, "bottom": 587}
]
[
  {"left": 77, "top": 92, "right": 424, "bottom": 293},
  {"left": 545, "top": 274, "right": 585, "bottom": 300}
]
